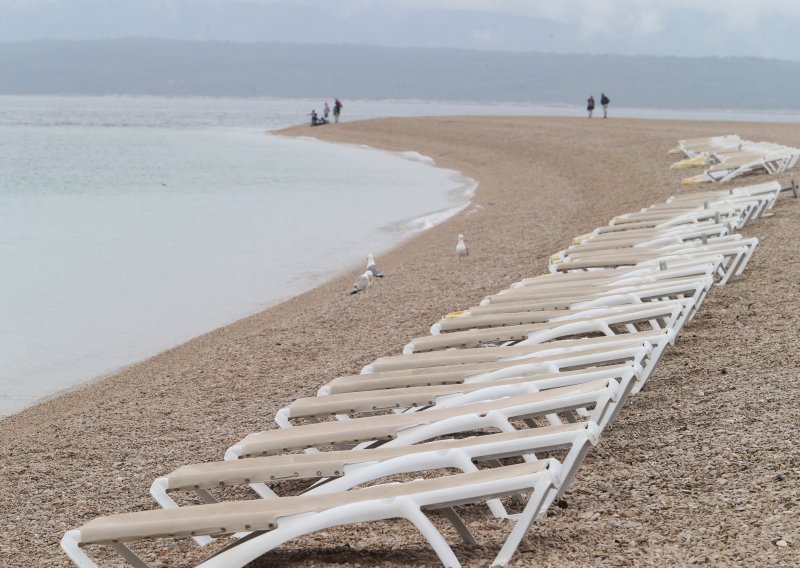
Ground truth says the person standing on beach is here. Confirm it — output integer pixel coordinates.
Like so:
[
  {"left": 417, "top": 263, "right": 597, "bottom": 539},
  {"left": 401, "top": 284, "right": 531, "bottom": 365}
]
[
  {"left": 601, "top": 93, "right": 610, "bottom": 118},
  {"left": 333, "top": 98, "right": 343, "bottom": 123},
  {"left": 587, "top": 95, "right": 595, "bottom": 118},
  {"left": 323, "top": 102, "right": 330, "bottom": 120}
]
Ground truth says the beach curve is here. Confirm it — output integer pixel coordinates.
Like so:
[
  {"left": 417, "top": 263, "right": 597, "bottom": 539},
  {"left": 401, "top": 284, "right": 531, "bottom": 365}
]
[{"left": 1, "top": 116, "right": 799, "bottom": 567}]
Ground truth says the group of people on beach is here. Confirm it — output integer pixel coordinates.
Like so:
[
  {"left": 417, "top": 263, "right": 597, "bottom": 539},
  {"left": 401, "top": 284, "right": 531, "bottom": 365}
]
[
  {"left": 586, "top": 93, "right": 610, "bottom": 118},
  {"left": 310, "top": 98, "right": 343, "bottom": 126}
]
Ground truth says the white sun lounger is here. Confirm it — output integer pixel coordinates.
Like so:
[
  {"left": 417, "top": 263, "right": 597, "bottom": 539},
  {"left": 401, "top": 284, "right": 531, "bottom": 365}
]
[
  {"left": 324, "top": 339, "right": 655, "bottom": 396},
  {"left": 565, "top": 224, "right": 734, "bottom": 252},
  {"left": 666, "top": 180, "right": 781, "bottom": 211},
  {"left": 227, "top": 379, "right": 623, "bottom": 459},
  {"left": 607, "top": 199, "right": 759, "bottom": 229},
  {"left": 551, "top": 238, "right": 757, "bottom": 285},
  {"left": 433, "top": 282, "right": 705, "bottom": 330},
  {"left": 509, "top": 261, "right": 717, "bottom": 290},
  {"left": 668, "top": 134, "right": 741, "bottom": 156},
  {"left": 63, "top": 459, "right": 562, "bottom": 568},
  {"left": 276, "top": 363, "right": 639, "bottom": 428},
  {"left": 549, "top": 251, "right": 731, "bottom": 283},
  {"left": 402, "top": 300, "right": 690, "bottom": 354},
  {"left": 362, "top": 329, "right": 671, "bottom": 374},
  {"left": 154, "top": 422, "right": 598, "bottom": 509},
  {"left": 571, "top": 219, "right": 735, "bottom": 248},
  {"left": 437, "top": 278, "right": 710, "bottom": 334},
  {"left": 682, "top": 146, "right": 799, "bottom": 184},
  {"left": 152, "top": 422, "right": 601, "bottom": 547},
  {"left": 592, "top": 205, "right": 751, "bottom": 234}
]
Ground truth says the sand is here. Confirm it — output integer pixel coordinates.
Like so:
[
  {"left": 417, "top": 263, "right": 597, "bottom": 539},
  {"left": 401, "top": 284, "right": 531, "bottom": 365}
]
[{"left": 1, "top": 116, "right": 799, "bottom": 567}]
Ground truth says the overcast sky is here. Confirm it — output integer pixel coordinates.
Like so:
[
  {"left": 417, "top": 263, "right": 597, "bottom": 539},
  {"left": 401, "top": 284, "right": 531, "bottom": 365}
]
[{"left": 1, "top": 0, "right": 799, "bottom": 60}]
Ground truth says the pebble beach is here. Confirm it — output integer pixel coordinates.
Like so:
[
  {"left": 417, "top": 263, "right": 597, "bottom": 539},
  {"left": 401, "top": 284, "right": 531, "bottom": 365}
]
[{"left": 1, "top": 115, "right": 799, "bottom": 567}]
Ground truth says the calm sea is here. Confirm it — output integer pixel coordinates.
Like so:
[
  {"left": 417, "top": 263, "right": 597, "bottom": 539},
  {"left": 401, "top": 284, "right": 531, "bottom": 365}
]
[{"left": 2, "top": 95, "right": 799, "bottom": 418}]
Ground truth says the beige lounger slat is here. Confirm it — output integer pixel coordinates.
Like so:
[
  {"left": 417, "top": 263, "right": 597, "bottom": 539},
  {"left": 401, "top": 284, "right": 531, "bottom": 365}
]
[
  {"left": 510, "top": 263, "right": 714, "bottom": 289},
  {"left": 486, "top": 275, "right": 709, "bottom": 307},
  {"left": 287, "top": 363, "right": 634, "bottom": 420},
  {"left": 667, "top": 180, "right": 780, "bottom": 201},
  {"left": 562, "top": 236, "right": 754, "bottom": 261},
  {"left": 436, "top": 282, "right": 705, "bottom": 331},
  {"left": 328, "top": 343, "right": 651, "bottom": 394},
  {"left": 165, "top": 424, "right": 585, "bottom": 491},
  {"left": 459, "top": 289, "right": 705, "bottom": 322},
  {"left": 551, "top": 251, "right": 724, "bottom": 272},
  {"left": 234, "top": 379, "right": 612, "bottom": 457},
  {"left": 434, "top": 307, "right": 591, "bottom": 332},
  {"left": 367, "top": 329, "right": 670, "bottom": 373},
  {"left": 80, "top": 461, "right": 552, "bottom": 544},
  {"left": 405, "top": 302, "right": 681, "bottom": 353}
]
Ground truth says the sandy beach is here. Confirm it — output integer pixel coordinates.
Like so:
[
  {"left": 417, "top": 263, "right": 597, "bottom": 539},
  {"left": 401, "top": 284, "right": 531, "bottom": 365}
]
[{"left": 2, "top": 116, "right": 799, "bottom": 567}]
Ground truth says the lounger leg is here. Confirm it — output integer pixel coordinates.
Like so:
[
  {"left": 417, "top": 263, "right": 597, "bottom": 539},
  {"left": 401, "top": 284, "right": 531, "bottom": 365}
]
[
  {"left": 199, "top": 501, "right": 461, "bottom": 568},
  {"left": 403, "top": 503, "right": 463, "bottom": 568},
  {"left": 111, "top": 543, "right": 151, "bottom": 568},
  {"left": 61, "top": 531, "right": 102, "bottom": 568},
  {"left": 440, "top": 507, "right": 478, "bottom": 545},
  {"left": 490, "top": 476, "right": 556, "bottom": 567}
]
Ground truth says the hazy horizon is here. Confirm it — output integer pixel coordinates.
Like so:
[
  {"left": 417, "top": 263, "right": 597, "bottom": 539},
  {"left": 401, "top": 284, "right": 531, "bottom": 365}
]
[
  {"left": 1, "top": 0, "right": 799, "bottom": 61},
  {"left": 3, "top": 39, "right": 800, "bottom": 112}
]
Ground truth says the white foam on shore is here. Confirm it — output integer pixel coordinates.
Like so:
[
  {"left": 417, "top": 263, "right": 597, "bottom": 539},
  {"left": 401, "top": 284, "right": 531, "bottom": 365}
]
[
  {"left": 405, "top": 173, "right": 478, "bottom": 233},
  {"left": 398, "top": 151, "right": 436, "bottom": 166}
]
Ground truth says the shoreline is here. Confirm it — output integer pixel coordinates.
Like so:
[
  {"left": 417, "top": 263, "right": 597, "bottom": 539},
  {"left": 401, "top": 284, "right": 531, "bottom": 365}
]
[{"left": 2, "top": 115, "right": 799, "bottom": 566}]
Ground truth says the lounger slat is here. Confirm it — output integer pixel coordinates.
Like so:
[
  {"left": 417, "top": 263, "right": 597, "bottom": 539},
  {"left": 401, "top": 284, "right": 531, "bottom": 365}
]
[
  {"left": 234, "top": 379, "right": 613, "bottom": 457},
  {"left": 80, "top": 461, "right": 553, "bottom": 544},
  {"left": 165, "top": 424, "right": 585, "bottom": 491}
]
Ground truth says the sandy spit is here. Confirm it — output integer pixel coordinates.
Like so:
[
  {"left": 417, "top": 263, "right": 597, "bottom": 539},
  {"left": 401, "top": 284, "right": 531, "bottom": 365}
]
[{"left": 1, "top": 116, "right": 799, "bottom": 567}]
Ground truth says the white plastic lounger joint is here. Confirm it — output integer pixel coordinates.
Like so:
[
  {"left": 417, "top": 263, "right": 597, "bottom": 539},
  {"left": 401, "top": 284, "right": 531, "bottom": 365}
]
[
  {"left": 149, "top": 477, "right": 216, "bottom": 547},
  {"left": 61, "top": 530, "right": 98, "bottom": 568},
  {"left": 274, "top": 408, "right": 292, "bottom": 429}
]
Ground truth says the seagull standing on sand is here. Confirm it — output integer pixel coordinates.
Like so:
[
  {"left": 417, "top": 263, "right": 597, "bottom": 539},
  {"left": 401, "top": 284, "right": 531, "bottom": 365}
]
[
  {"left": 350, "top": 271, "right": 373, "bottom": 295},
  {"left": 456, "top": 234, "right": 469, "bottom": 259},
  {"left": 366, "top": 253, "right": 385, "bottom": 278}
]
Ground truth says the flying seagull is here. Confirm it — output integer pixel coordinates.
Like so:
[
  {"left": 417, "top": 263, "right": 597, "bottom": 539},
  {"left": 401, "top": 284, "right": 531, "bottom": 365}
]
[
  {"left": 366, "top": 253, "right": 384, "bottom": 278},
  {"left": 350, "top": 270, "right": 373, "bottom": 295},
  {"left": 456, "top": 234, "right": 469, "bottom": 259}
]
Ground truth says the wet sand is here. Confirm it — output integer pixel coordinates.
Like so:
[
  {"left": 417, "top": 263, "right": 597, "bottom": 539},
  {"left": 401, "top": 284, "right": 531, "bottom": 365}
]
[{"left": 1, "top": 116, "right": 799, "bottom": 567}]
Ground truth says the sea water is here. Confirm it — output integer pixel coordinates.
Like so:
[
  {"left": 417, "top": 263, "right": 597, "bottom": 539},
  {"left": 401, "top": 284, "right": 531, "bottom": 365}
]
[
  {"left": 2, "top": 95, "right": 799, "bottom": 418},
  {"left": 0, "top": 96, "right": 480, "bottom": 417}
]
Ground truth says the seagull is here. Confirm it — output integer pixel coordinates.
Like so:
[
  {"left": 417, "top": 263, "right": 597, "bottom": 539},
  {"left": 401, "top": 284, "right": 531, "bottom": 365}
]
[
  {"left": 366, "top": 253, "right": 384, "bottom": 278},
  {"left": 350, "top": 270, "right": 373, "bottom": 295},
  {"left": 456, "top": 234, "right": 469, "bottom": 259}
]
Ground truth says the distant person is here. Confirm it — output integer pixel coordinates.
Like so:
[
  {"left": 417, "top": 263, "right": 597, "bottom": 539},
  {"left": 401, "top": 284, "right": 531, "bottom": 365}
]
[
  {"left": 323, "top": 102, "right": 330, "bottom": 120},
  {"left": 600, "top": 93, "right": 610, "bottom": 118},
  {"left": 587, "top": 95, "right": 595, "bottom": 119},
  {"left": 311, "top": 109, "right": 328, "bottom": 126},
  {"left": 333, "top": 98, "right": 343, "bottom": 123}
]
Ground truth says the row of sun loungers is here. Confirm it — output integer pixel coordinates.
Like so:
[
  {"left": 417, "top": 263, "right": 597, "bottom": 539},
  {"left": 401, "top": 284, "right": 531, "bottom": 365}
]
[
  {"left": 62, "top": 180, "right": 785, "bottom": 567},
  {"left": 670, "top": 134, "right": 800, "bottom": 185},
  {"left": 669, "top": 134, "right": 799, "bottom": 184}
]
